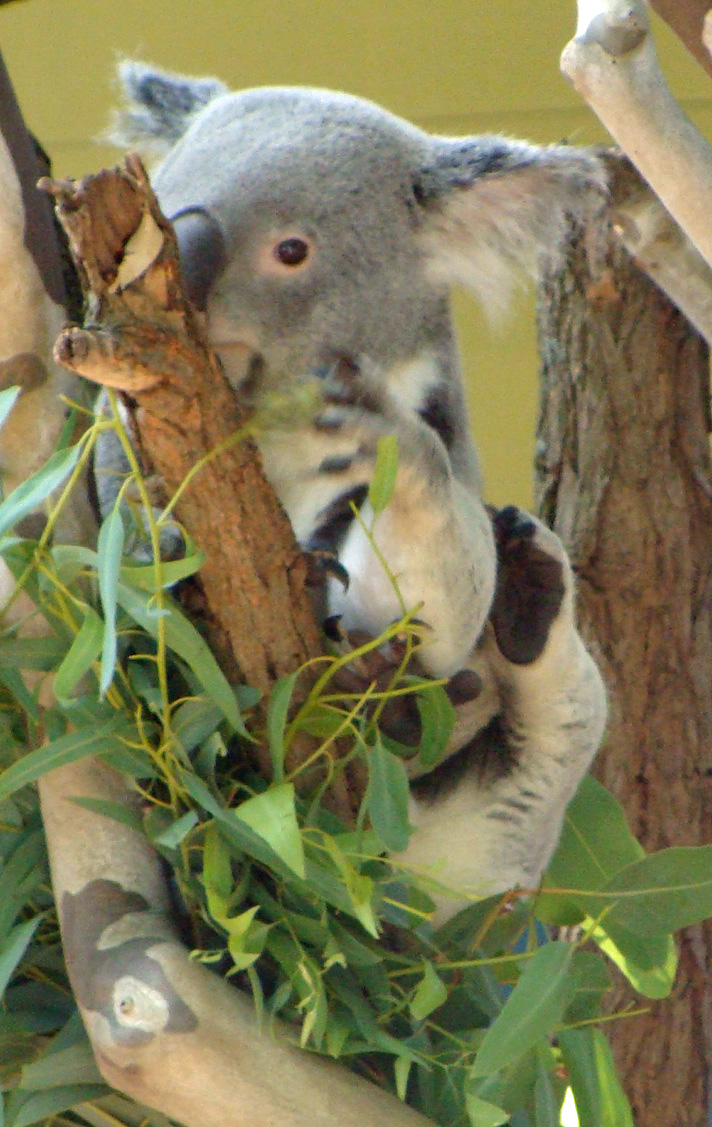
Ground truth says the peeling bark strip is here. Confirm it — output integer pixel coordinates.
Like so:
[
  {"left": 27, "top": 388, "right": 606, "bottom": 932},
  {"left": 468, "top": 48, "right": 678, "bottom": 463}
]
[
  {"left": 537, "top": 222, "right": 712, "bottom": 1127},
  {"left": 46, "top": 157, "right": 323, "bottom": 699},
  {"left": 62, "top": 880, "right": 198, "bottom": 1046}
]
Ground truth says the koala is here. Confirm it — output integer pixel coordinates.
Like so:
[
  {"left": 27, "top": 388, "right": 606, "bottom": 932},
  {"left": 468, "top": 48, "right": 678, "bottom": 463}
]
[{"left": 101, "top": 63, "right": 607, "bottom": 917}]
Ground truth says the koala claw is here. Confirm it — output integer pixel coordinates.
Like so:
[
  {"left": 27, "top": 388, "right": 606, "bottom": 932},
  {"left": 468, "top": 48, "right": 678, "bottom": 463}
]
[
  {"left": 490, "top": 505, "right": 566, "bottom": 666},
  {"left": 305, "top": 550, "right": 350, "bottom": 591}
]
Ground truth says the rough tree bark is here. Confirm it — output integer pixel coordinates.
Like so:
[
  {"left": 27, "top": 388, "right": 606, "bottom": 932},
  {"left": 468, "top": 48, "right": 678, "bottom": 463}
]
[{"left": 536, "top": 215, "right": 712, "bottom": 1126}]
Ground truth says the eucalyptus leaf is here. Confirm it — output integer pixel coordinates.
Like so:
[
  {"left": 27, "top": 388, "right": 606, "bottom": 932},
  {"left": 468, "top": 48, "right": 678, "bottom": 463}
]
[
  {"left": 0, "top": 386, "right": 21, "bottom": 435},
  {"left": 6, "top": 1084, "right": 108, "bottom": 1127},
  {"left": 0, "top": 444, "right": 82, "bottom": 542},
  {"left": 116, "top": 582, "right": 246, "bottom": 735},
  {"left": 589, "top": 922, "right": 677, "bottom": 1000},
  {"left": 235, "top": 784, "right": 305, "bottom": 879},
  {"left": 119, "top": 550, "right": 205, "bottom": 590},
  {"left": 464, "top": 1093, "right": 509, "bottom": 1127},
  {"left": 559, "top": 1028, "right": 634, "bottom": 1127},
  {"left": 19, "top": 1042, "right": 101, "bottom": 1090},
  {"left": 544, "top": 775, "right": 644, "bottom": 894},
  {"left": 267, "top": 672, "right": 298, "bottom": 782},
  {"left": 415, "top": 681, "right": 456, "bottom": 770},
  {"left": 365, "top": 734, "right": 412, "bottom": 852},
  {"left": 0, "top": 713, "right": 137, "bottom": 803},
  {"left": 68, "top": 797, "right": 143, "bottom": 835},
  {"left": 52, "top": 608, "right": 103, "bottom": 700},
  {"left": 410, "top": 961, "right": 448, "bottom": 1021},
  {"left": 0, "top": 917, "right": 41, "bottom": 998},
  {"left": 368, "top": 434, "right": 399, "bottom": 516},
  {"left": 470, "top": 942, "right": 573, "bottom": 1079},
  {"left": 97, "top": 507, "right": 125, "bottom": 695},
  {"left": 533, "top": 1061, "right": 561, "bottom": 1127},
  {"left": 568, "top": 845, "right": 712, "bottom": 936}
]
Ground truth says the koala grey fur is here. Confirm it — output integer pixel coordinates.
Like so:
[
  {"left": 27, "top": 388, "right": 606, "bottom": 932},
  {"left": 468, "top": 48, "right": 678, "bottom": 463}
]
[{"left": 102, "top": 62, "right": 607, "bottom": 919}]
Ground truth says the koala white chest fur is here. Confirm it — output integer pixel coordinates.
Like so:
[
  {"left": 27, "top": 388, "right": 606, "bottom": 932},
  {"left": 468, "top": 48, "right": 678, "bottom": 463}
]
[{"left": 102, "top": 62, "right": 608, "bottom": 919}]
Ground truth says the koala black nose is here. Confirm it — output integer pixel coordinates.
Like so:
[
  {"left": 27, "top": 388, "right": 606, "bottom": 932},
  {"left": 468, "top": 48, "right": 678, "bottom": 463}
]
[{"left": 170, "top": 207, "right": 227, "bottom": 310}]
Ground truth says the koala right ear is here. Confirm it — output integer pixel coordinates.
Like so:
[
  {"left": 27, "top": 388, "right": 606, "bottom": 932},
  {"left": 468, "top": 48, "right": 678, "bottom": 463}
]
[
  {"left": 107, "top": 61, "right": 228, "bottom": 155},
  {"left": 415, "top": 138, "right": 606, "bottom": 314}
]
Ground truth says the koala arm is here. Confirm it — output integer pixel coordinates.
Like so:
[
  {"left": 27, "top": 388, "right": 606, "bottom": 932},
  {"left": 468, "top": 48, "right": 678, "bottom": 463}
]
[{"left": 398, "top": 508, "right": 606, "bottom": 923}]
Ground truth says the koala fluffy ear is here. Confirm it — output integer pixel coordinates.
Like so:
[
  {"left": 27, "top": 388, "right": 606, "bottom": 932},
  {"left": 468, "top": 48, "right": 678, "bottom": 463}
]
[
  {"left": 107, "top": 61, "right": 228, "bottom": 155},
  {"left": 415, "top": 138, "right": 606, "bottom": 314}
]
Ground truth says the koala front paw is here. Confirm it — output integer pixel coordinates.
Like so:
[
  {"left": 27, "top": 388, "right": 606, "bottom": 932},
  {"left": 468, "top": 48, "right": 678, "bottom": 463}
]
[
  {"left": 311, "top": 355, "right": 391, "bottom": 473},
  {"left": 490, "top": 506, "right": 567, "bottom": 665}
]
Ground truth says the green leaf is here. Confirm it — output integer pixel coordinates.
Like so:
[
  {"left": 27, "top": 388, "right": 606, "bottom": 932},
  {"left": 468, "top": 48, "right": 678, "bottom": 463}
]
[
  {"left": 0, "top": 385, "right": 21, "bottom": 434},
  {"left": 115, "top": 582, "right": 246, "bottom": 735},
  {"left": 314, "top": 834, "right": 378, "bottom": 937},
  {"left": 235, "top": 784, "right": 305, "bottom": 878},
  {"left": 19, "top": 1041, "right": 101, "bottom": 1090},
  {"left": 0, "top": 637, "right": 67, "bottom": 671},
  {"left": 172, "top": 698, "right": 223, "bottom": 754},
  {"left": 0, "top": 917, "right": 41, "bottom": 997},
  {"left": 415, "top": 681, "right": 456, "bottom": 770},
  {"left": 589, "top": 922, "right": 677, "bottom": 1000},
  {"left": 151, "top": 809, "right": 199, "bottom": 850},
  {"left": 267, "top": 672, "right": 298, "bottom": 782},
  {"left": 559, "top": 1028, "right": 634, "bottom": 1127},
  {"left": 570, "top": 845, "right": 712, "bottom": 936},
  {"left": 394, "top": 1056, "right": 412, "bottom": 1102},
  {"left": 0, "top": 713, "right": 136, "bottom": 803},
  {"left": 119, "top": 549, "right": 205, "bottom": 590},
  {"left": 68, "top": 797, "right": 143, "bottom": 835},
  {"left": 53, "top": 608, "right": 103, "bottom": 700},
  {"left": 470, "top": 942, "right": 573, "bottom": 1079},
  {"left": 534, "top": 1061, "right": 561, "bottom": 1126},
  {"left": 0, "top": 443, "right": 81, "bottom": 541},
  {"left": 564, "top": 950, "right": 612, "bottom": 1023},
  {"left": 6, "top": 1085, "right": 108, "bottom": 1127},
  {"left": 97, "top": 508, "right": 125, "bottom": 695},
  {"left": 464, "top": 1093, "right": 509, "bottom": 1127},
  {"left": 365, "top": 733, "right": 412, "bottom": 852},
  {"left": 0, "top": 666, "right": 38, "bottom": 721},
  {"left": 368, "top": 434, "right": 398, "bottom": 516},
  {"left": 545, "top": 775, "right": 644, "bottom": 893},
  {"left": 410, "top": 960, "right": 448, "bottom": 1021}
]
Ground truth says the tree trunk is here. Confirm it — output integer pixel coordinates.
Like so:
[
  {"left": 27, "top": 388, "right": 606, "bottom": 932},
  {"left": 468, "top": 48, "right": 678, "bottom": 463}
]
[{"left": 536, "top": 220, "right": 712, "bottom": 1125}]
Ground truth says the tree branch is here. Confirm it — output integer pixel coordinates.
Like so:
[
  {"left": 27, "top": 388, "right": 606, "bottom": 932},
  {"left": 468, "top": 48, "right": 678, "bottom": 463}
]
[
  {"left": 561, "top": 0, "right": 712, "bottom": 273},
  {"left": 38, "top": 758, "right": 432, "bottom": 1127},
  {"left": 604, "top": 151, "right": 712, "bottom": 344},
  {"left": 47, "top": 158, "right": 323, "bottom": 698}
]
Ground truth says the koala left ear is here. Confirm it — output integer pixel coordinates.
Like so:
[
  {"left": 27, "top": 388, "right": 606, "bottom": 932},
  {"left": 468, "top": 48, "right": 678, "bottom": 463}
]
[{"left": 414, "top": 138, "right": 606, "bottom": 313}]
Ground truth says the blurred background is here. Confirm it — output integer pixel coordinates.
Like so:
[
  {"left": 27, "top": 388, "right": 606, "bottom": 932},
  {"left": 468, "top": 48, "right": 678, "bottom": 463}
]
[{"left": 2, "top": 0, "right": 710, "bottom": 505}]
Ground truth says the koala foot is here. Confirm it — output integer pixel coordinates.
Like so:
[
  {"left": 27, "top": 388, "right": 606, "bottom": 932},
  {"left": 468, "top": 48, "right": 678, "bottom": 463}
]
[
  {"left": 490, "top": 505, "right": 566, "bottom": 665},
  {"left": 327, "top": 625, "right": 483, "bottom": 748}
]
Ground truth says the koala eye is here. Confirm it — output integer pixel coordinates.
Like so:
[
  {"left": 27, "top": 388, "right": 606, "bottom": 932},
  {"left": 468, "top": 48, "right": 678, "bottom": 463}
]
[{"left": 274, "top": 237, "right": 311, "bottom": 267}]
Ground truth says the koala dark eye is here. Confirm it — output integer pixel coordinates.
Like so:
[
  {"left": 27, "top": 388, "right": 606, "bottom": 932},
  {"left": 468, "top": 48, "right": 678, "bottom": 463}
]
[{"left": 275, "top": 237, "right": 310, "bottom": 266}]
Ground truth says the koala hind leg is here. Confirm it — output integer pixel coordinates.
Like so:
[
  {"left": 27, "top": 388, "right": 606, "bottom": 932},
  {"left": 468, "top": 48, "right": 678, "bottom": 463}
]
[{"left": 401, "top": 507, "right": 606, "bottom": 922}]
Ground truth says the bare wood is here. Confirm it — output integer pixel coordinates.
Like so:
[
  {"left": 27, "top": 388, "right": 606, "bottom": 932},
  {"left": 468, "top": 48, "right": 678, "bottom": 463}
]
[
  {"left": 38, "top": 758, "right": 432, "bottom": 1127},
  {"left": 536, "top": 218, "right": 712, "bottom": 1126},
  {"left": 605, "top": 151, "right": 712, "bottom": 344},
  {"left": 561, "top": 0, "right": 712, "bottom": 273}
]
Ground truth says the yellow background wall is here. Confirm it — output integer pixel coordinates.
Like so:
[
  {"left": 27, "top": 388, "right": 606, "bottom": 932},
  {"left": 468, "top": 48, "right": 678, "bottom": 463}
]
[{"left": 2, "top": 0, "right": 710, "bottom": 504}]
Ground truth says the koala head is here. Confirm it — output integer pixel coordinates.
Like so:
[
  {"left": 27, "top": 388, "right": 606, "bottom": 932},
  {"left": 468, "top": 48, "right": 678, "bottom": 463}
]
[{"left": 111, "top": 63, "right": 604, "bottom": 470}]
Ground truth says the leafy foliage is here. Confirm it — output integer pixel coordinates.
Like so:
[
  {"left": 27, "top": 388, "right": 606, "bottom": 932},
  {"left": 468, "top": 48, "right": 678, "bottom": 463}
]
[{"left": 0, "top": 401, "right": 709, "bottom": 1127}]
